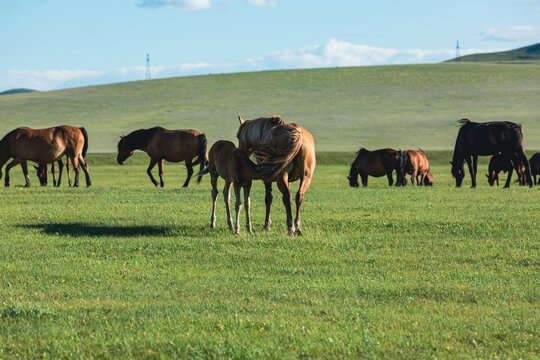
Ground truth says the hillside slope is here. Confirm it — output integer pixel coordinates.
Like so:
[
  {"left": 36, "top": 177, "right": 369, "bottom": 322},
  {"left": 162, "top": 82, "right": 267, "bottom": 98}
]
[
  {"left": 0, "top": 63, "right": 539, "bottom": 152},
  {"left": 450, "top": 43, "right": 540, "bottom": 62}
]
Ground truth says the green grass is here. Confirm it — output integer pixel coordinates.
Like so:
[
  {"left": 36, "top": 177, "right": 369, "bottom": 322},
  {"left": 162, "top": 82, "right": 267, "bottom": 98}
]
[
  {"left": 0, "top": 156, "right": 538, "bottom": 358},
  {"left": 451, "top": 43, "right": 540, "bottom": 63},
  {"left": 1, "top": 62, "right": 540, "bottom": 152}
]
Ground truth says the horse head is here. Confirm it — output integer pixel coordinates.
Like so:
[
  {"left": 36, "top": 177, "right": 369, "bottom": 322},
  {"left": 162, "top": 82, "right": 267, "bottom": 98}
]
[
  {"left": 424, "top": 172, "right": 434, "bottom": 186},
  {"left": 450, "top": 161, "right": 465, "bottom": 187},
  {"left": 116, "top": 135, "right": 133, "bottom": 165},
  {"left": 34, "top": 165, "right": 48, "bottom": 186}
]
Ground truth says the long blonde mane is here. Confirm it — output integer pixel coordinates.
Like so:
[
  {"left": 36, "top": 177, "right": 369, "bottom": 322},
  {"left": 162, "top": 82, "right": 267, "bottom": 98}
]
[{"left": 237, "top": 115, "right": 286, "bottom": 147}]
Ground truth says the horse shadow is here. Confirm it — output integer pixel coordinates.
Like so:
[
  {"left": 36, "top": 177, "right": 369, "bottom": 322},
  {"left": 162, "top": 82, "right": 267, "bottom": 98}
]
[{"left": 19, "top": 222, "right": 203, "bottom": 238}]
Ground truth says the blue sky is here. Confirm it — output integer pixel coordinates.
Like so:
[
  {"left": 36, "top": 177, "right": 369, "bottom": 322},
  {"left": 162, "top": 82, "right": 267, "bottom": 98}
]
[{"left": 1, "top": 0, "right": 539, "bottom": 91}]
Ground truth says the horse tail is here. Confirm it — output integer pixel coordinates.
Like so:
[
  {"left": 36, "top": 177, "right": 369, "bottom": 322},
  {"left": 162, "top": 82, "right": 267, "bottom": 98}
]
[
  {"left": 255, "top": 125, "right": 303, "bottom": 182},
  {"left": 194, "top": 133, "right": 208, "bottom": 184},
  {"left": 79, "top": 127, "right": 89, "bottom": 158},
  {"left": 196, "top": 165, "right": 210, "bottom": 177}
]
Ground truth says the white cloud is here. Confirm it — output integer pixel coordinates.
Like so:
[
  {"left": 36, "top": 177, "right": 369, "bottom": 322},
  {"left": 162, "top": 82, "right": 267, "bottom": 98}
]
[
  {"left": 138, "top": 0, "right": 211, "bottom": 11},
  {"left": 0, "top": 39, "right": 502, "bottom": 91},
  {"left": 481, "top": 26, "right": 540, "bottom": 42},
  {"left": 247, "top": 0, "right": 278, "bottom": 7}
]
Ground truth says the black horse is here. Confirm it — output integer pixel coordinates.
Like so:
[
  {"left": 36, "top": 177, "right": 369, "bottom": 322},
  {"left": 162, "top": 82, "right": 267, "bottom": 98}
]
[{"left": 451, "top": 119, "right": 532, "bottom": 188}]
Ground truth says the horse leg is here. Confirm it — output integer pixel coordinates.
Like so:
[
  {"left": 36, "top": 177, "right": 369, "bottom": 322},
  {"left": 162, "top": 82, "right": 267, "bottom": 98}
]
[
  {"left": 4, "top": 158, "right": 21, "bottom": 187},
  {"left": 515, "top": 148, "right": 533, "bottom": 187},
  {"left": 386, "top": 171, "right": 394, "bottom": 186},
  {"left": 504, "top": 166, "right": 514, "bottom": 188},
  {"left": 71, "top": 155, "right": 81, "bottom": 187},
  {"left": 472, "top": 155, "right": 479, "bottom": 185},
  {"left": 294, "top": 175, "right": 313, "bottom": 236},
  {"left": 146, "top": 159, "right": 159, "bottom": 187},
  {"left": 263, "top": 181, "right": 272, "bottom": 231},
  {"left": 465, "top": 156, "right": 475, "bottom": 188},
  {"left": 233, "top": 183, "right": 242, "bottom": 235},
  {"left": 410, "top": 170, "right": 417, "bottom": 186},
  {"left": 157, "top": 159, "right": 164, "bottom": 188},
  {"left": 183, "top": 160, "right": 193, "bottom": 188},
  {"left": 21, "top": 161, "right": 31, "bottom": 187},
  {"left": 223, "top": 181, "right": 233, "bottom": 230},
  {"left": 78, "top": 155, "right": 91, "bottom": 187},
  {"left": 56, "top": 159, "right": 64, "bottom": 187},
  {"left": 276, "top": 174, "right": 295, "bottom": 236},
  {"left": 51, "top": 161, "right": 56, "bottom": 187},
  {"left": 67, "top": 158, "right": 72, "bottom": 187},
  {"left": 360, "top": 171, "right": 368, "bottom": 187},
  {"left": 244, "top": 182, "right": 253, "bottom": 234},
  {"left": 210, "top": 174, "right": 218, "bottom": 228}
]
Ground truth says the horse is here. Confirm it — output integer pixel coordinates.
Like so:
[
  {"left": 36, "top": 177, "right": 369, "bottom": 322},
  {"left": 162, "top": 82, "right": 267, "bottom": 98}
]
[
  {"left": 400, "top": 150, "right": 433, "bottom": 186},
  {"left": 36, "top": 126, "right": 88, "bottom": 187},
  {"left": 486, "top": 153, "right": 525, "bottom": 186},
  {"left": 451, "top": 119, "right": 532, "bottom": 188},
  {"left": 528, "top": 152, "right": 540, "bottom": 185},
  {"left": 0, "top": 126, "right": 90, "bottom": 187},
  {"left": 116, "top": 127, "right": 208, "bottom": 188},
  {"left": 236, "top": 114, "right": 316, "bottom": 236},
  {"left": 197, "top": 140, "right": 261, "bottom": 234},
  {"left": 348, "top": 148, "right": 402, "bottom": 187}
]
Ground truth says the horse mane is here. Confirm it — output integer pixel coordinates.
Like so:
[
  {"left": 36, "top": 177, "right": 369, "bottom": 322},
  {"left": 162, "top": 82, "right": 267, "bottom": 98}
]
[
  {"left": 237, "top": 115, "right": 286, "bottom": 145},
  {"left": 120, "top": 127, "right": 162, "bottom": 151}
]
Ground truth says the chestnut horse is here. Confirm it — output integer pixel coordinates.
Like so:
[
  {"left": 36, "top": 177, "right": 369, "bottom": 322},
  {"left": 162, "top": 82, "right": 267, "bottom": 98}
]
[
  {"left": 451, "top": 119, "right": 532, "bottom": 188},
  {"left": 116, "top": 127, "right": 208, "bottom": 188},
  {"left": 197, "top": 140, "right": 261, "bottom": 234},
  {"left": 0, "top": 126, "right": 90, "bottom": 187},
  {"left": 400, "top": 150, "right": 433, "bottom": 186},
  {"left": 237, "top": 114, "right": 316, "bottom": 236},
  {"left": 486, "top": 153, "right": 525, "bottom": 186},
  {"left": 348, "top": 148, "right": 401, "bottom": 187},
  {"left": 530, "top": 152, "right": 540, "bottom": 185}
]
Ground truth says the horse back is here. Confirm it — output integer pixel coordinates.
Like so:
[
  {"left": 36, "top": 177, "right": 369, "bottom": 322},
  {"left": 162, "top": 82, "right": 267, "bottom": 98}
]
[
  {"left": 457, "top": 121, "right": 524, "bottom": 155},
  {"left": 356, "top": 148, "right": 398, "bottom": 177},
  {"left": 209, "top": 140, "right": 258, "bottom": 184},
  {"left": 148, "top": 129, "right": 202, "bottom": 162}
]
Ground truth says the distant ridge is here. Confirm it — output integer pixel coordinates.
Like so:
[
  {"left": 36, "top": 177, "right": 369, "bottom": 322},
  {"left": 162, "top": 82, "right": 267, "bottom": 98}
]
[
  {"left": 0, "top": 88, "right": 38, "bottom": 96},
  {"left": 447, "top": 43, "right": 540, "bottom": 62}
]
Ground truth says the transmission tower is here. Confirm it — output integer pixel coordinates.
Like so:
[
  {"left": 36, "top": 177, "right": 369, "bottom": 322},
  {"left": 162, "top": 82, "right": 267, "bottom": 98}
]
[
  {"left": 455, "top": 41, "right": 461, "bottom": 62},
  {"left": 146, "top": 53, "right": 151, "bottom": 80}
]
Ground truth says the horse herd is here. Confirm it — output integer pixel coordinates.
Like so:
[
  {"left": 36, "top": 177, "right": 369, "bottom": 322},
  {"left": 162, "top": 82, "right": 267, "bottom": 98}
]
[{"left": 0, "top": 116, "right": 538, "bottom": 236}]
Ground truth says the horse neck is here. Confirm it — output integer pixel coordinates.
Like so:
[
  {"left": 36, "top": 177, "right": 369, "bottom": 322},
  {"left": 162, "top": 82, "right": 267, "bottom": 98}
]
[{"left": 125, "top": 129, "right": 155, "bottom": 152}]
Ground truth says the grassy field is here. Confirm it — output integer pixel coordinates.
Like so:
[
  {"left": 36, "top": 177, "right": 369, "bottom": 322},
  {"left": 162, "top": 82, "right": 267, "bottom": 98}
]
[
  {"left": 0, "top": 155, "right": 538, "bottom": 358},
  {"left": 1, "top": 62, "right": 540, "bottom": 152}
]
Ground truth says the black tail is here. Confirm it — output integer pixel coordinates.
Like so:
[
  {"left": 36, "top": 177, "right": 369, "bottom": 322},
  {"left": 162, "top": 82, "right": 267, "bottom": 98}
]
[
  {"left": 80, "top": 127, "right": 89, "bottom": 157},
  {"left": 194, "top": 134, "right": 208, "bottom": 184}
]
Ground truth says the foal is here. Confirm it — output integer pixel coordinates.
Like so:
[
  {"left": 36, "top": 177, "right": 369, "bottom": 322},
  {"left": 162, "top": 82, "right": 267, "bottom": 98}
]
[{"left": 198, "top": 140, "right": 261, "bottom": 234}]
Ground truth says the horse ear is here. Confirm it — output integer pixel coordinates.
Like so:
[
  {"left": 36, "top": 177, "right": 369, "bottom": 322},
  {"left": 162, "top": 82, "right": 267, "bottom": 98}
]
[
  {"left": 238, "top": 116, "right": 245, "bottom": 124},
  {"left": 449, "top": 161, "right": 453, "bottom": 165}
]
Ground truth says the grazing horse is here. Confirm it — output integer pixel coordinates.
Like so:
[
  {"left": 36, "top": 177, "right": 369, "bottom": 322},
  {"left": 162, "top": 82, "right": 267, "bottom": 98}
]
[
  {"left": 116, "top": 127, "right": 208, "bottom": 188},
  {"left": 348, "top": 148, "right": 401, "bottom": 187},
  {"left": 400, "top": 150, "right": 433, "bottom": 186},
  {"left": 451, "top": 119, "right": 532, "bottom": 188},
  {"left": 36, "top": 127, "right": 88, "bottom": 186},
  {"left": 528, "top": 152, "right": 540, "bottom": 185},
  {"left": 0, "top": 126, "right": 90, "bottom": 187},
  {"left": 237, "top": 114, "right": 316, "bottom": 236},
  {"left": 197, "top": 140, "right": 260, "bottom": 234},
  {"left": 486, "top": 153, "right": 525, "bottom": 186}
]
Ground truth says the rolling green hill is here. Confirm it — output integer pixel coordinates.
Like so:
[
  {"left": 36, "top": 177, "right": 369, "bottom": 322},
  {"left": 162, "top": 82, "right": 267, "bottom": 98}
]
[
  {"left": 1, "top": 63, "right": 539, "bottom": 152},
  {"left": 450, "top": 42, "right": 540, "bottom": 62}
]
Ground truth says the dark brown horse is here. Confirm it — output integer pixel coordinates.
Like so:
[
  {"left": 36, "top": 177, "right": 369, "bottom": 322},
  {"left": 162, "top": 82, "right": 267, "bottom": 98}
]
[
  {"left": 400, "top": 150, "right": 433, "bottom": 186},
  {"left": 237, "top": 114, "right": 316, "bottom": 236},
  {"left": 0, "top": 126, "right": 90, "bottom": 187},
  {"left": 486, "top": 153, "right": 525, "bottom": 186},
  {"left": 116, "top": 127, "right": 208, "bottom": 187},
  {"left": 530, "top": 153, "right": 540, "bottom": 185},
  {"left": 451, "top": 119, "right": 532, "bottom": 188},
  {"left": 197, "top": 140, "right": 261, "bottom": 234},
  {"left": 348, "top": 148, "right": 401, "bottom": 187}
]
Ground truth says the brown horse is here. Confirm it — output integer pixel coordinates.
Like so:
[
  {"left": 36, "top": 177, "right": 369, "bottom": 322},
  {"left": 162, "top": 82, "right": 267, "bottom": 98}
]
[
  {"left": 0, "top": 126, "right": 90, "bottom": 187},
  {"left": 348, "top": 148, "right": 401, "bottom": 187},
  {"left": 451, "top": 119, "right": 532, "bottom": 188},
  {"left": 197, "top": 140, "right": 260, "bottom": 234},
  {"left": 116, "top": 127, "right": 208, "bottom": 187},
  {"left": 400, "top": 150, "right": 433, "bottom": 186},
  {"left": 530, "top": 153, "right": 540, "bottom": 185},
  {"left": 237, "top": 114, "right": 316, "bottom": 236},
  {"left": 486, "top": 153, "right": 525, "bottom": 186}
]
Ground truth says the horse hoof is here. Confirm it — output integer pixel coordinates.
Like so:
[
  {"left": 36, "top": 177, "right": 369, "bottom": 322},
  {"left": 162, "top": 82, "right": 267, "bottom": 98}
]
[{"left": 295, "top": 229, "right": 303, "bottom": 236}]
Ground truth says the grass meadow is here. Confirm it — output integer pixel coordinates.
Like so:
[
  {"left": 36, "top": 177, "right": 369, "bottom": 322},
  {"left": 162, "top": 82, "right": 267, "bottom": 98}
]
[{"left": 0, "top": 153, "right": 538, "bottom": 358}]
